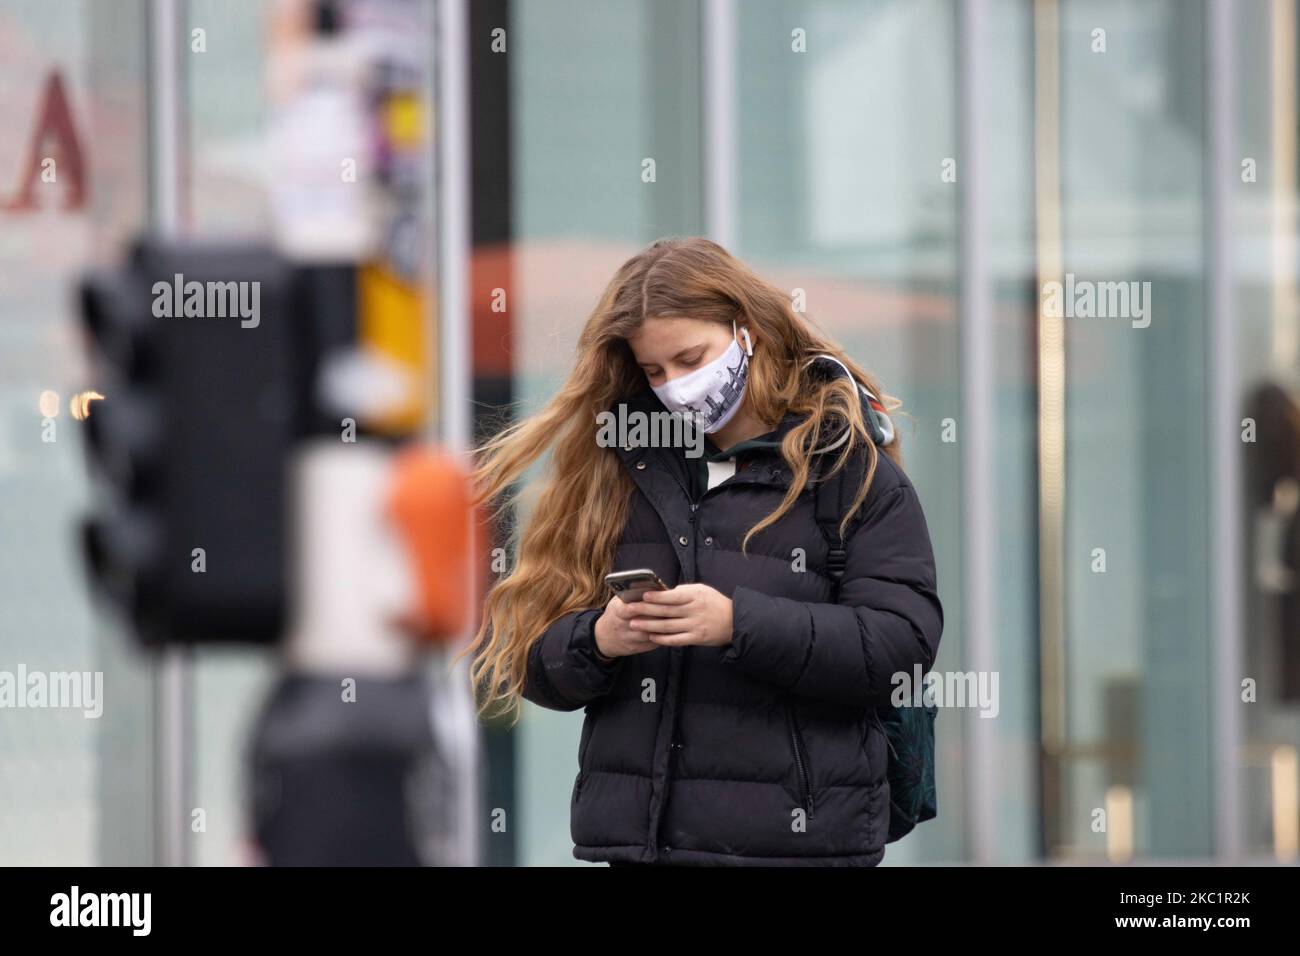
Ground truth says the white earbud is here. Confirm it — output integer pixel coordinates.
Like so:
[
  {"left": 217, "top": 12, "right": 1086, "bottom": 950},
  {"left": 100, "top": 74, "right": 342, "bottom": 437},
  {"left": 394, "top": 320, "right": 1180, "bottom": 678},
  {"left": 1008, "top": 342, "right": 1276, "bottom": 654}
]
[{"left": 738, "top": 324, "right": 753, "bottom": 357}]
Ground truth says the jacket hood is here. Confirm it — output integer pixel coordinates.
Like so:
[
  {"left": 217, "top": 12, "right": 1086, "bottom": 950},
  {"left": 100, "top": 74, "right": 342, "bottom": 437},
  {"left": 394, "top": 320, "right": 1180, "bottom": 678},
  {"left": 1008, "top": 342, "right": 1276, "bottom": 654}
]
[{"left": 798, "top": 353, "right": 895, "bottom": 451}]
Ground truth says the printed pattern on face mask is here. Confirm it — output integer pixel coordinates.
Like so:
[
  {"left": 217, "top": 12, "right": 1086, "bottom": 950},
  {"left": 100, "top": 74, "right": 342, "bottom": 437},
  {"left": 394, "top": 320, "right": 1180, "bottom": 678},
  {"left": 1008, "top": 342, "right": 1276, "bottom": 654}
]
[{"left": 650, "top": 323, "right": 751, "bottom": 434}]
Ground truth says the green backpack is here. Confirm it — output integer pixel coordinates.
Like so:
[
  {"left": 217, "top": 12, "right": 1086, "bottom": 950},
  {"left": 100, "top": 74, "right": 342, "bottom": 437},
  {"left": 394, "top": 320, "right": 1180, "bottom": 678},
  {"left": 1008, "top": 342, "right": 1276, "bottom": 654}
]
[{"left": 813, "top": 449, "right": 938, "bottom": 844}]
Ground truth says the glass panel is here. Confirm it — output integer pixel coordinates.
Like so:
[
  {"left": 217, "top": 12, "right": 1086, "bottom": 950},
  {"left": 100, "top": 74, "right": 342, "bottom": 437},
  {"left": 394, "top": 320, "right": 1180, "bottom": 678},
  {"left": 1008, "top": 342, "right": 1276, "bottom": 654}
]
[
  {"left": 1236, "top": 0, "right": 1300, "bottom": 864},
  {"left": 1053, "top": 0, "right": 1211, "bottom": 860},
  {"left": 186, "top": 0, "right": 273, "bottom": 237},
  {"left": 0, "top": 0, "right": 152, "bottom": 864}
]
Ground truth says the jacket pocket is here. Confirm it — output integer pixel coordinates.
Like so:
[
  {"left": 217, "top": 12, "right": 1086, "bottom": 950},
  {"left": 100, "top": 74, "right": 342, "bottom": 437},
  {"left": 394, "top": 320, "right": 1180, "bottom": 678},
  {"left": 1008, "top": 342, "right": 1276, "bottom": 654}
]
[{"left": 784, "top": 699, "right": 816, "bottom": 819}]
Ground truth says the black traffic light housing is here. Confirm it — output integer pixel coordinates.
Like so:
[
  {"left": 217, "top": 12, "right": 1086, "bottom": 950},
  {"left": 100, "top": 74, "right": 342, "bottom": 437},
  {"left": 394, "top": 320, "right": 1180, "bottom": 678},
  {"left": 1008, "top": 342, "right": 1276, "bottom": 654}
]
[{"left": 79, "top": 238, "right": 298, "bottom": 646}]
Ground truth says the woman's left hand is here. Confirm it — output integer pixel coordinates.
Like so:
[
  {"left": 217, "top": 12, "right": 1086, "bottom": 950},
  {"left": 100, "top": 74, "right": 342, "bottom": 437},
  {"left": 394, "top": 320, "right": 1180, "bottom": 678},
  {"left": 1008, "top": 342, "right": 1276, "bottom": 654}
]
[{"left": 626, "top": 583, "right": 734, "bottom": 647}]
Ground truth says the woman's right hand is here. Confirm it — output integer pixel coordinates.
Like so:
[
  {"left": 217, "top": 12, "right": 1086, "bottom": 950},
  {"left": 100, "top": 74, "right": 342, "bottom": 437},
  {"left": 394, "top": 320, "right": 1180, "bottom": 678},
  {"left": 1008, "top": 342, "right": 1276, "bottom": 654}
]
[{"left": 593, "top": 595, "right": 660, "bottom": 660}]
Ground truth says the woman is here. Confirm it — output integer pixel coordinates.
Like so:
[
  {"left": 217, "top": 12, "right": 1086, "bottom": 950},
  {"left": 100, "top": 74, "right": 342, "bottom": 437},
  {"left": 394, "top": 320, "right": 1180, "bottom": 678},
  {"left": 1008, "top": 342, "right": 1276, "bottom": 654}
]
[{"left": 461, "top": 236, "right": 943, "bottom": 866}]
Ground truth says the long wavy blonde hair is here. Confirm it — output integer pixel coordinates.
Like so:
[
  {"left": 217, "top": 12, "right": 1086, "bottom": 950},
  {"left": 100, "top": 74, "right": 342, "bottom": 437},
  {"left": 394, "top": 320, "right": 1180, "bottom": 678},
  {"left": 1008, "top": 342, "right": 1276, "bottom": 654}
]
[{"left": 455, "top": 237, "right": 902, "bottom": 723}]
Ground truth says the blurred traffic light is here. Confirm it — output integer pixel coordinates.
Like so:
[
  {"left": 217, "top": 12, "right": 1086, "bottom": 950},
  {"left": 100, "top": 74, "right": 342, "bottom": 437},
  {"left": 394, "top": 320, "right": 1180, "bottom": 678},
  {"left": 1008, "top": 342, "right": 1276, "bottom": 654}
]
[{"left": 78, "top": 238, "right": 297, "bottom": 646}]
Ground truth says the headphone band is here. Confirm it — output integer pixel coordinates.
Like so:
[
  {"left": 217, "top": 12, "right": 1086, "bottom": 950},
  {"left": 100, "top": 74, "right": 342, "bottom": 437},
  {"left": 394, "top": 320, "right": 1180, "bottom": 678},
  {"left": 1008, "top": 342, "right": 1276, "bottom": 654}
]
[{"left": 801, "top": 353, "right": 895, "bottom": 448}]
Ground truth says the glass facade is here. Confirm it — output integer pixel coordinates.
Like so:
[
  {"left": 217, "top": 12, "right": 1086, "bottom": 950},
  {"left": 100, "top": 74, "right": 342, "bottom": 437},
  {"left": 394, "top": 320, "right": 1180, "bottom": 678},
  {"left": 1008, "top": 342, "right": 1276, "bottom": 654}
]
[
  {"left": 499, "top": 0, "right": 1298, "bottom": 865},
  {"left": 0, "top": 0, "right": 152, "bottom": 865}
]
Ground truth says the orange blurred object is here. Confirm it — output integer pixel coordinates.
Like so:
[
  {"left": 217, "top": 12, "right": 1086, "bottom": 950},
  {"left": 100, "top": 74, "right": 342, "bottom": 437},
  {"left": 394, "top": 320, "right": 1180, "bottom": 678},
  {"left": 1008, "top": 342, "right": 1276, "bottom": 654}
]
[{"left": 386, "top": 446, "right": 475, "bottom": 644}]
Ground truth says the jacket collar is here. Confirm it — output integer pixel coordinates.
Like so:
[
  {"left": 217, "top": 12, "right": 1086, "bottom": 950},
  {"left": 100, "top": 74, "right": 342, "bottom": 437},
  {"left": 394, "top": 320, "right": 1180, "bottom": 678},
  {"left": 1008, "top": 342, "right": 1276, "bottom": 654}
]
[{"left": 604, "top": 388, "right": 794, "bottom": 490}]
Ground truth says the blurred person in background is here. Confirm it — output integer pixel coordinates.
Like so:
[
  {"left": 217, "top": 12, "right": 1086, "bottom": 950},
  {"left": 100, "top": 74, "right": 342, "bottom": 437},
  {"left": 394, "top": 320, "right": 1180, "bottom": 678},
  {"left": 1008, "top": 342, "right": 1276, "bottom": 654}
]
[{"left": 460, "top": 237, "right": 943, "bottom": 866}]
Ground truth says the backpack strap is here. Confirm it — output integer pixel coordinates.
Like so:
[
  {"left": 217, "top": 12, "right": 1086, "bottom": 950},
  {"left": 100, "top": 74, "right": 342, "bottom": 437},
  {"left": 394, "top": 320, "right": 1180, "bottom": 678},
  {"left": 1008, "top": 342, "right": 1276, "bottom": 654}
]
[{"left": 812, "top": 447, "right": 867, "bottom": 601}]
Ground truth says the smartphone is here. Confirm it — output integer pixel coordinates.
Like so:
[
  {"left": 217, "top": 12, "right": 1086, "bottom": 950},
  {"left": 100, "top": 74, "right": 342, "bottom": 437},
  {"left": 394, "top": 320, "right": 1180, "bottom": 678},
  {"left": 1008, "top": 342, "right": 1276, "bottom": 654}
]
[{"left": 604, "top": 569, "right": 669, "bottom": 603}]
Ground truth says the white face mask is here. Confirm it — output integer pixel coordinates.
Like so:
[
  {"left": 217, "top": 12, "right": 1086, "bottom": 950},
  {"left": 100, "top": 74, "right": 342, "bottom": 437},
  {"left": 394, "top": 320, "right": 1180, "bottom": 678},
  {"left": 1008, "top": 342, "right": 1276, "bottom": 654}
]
[{"left": 650, "top": 319, "right": 753, "bottom": 434}]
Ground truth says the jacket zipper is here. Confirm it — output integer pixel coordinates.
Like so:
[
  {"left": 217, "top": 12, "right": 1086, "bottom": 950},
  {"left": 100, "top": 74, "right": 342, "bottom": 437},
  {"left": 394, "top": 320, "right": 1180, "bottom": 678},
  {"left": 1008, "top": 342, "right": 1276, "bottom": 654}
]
[
  {"left": 785, "top": 700, "right": 815, "bottom": 818},
  {"left": 622, "top": 455, "right": 695, "bottom": 858}
]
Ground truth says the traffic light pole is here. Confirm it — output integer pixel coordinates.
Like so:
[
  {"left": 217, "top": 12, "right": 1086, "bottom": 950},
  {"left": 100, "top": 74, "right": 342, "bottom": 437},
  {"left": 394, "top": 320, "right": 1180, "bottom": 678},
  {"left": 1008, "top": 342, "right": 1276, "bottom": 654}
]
[{"left": 146, "top": 0, "right": 191, "bottom": 869}]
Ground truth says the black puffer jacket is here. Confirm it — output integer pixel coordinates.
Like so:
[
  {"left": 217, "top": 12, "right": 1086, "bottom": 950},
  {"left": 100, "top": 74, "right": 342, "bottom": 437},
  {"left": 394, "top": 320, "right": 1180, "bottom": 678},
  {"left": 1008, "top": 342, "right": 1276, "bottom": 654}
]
[{"left": 522, "top": 364, "right": 943, "bottom": 866}]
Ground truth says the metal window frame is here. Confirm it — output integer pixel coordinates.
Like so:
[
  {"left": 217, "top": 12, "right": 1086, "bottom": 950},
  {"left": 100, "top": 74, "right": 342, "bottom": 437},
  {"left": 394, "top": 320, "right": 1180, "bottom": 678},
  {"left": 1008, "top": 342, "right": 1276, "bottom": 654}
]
[{"left": 146, "top": 0, "right": 191, "bottom": 869}]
